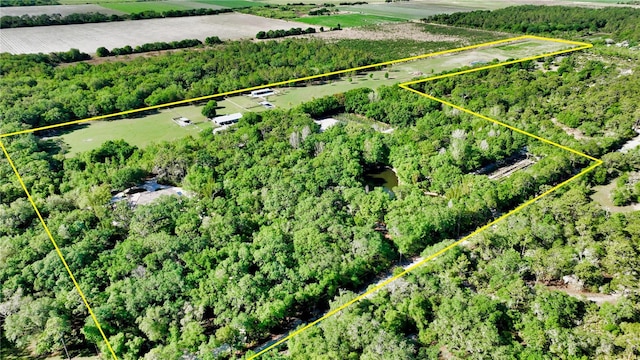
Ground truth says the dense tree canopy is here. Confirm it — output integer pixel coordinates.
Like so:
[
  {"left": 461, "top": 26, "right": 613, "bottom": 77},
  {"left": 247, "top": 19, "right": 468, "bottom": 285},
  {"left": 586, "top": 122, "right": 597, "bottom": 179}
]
[
  {"left": 424, "top": 5, "right": 640, "bottom": 42},
  {"left": 2, "top": 7, "right": 640, "bottom": 358}
]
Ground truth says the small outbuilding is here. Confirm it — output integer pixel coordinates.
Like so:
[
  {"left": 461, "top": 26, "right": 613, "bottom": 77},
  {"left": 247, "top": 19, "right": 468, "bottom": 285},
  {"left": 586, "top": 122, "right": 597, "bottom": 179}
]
[
  {"left": 260, "top": 101, "right": 275, "bottom": 109},
  {"left": 173, "top": 117, "right": 191, "bottom": 127},
  {"left": 213, "top": 113, "right": 243, "bottom": 126},
  {"left": 250, "top": 88, "right": 275, "bottom": 98}
]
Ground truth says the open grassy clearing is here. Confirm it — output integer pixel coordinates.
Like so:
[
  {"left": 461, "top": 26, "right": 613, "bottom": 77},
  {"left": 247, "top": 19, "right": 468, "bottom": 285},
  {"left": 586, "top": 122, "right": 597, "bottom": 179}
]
[
  {"left": 57, "top": 97, "right": 274, "bottom": 155},
  {"left": 99, "top": 1, "right": 225, "bottom": 13},
  {"left": 294, "top": 13, "right": 406, "bottom": 28},
  {"left": 58, "top": 106, "right": 209, "bottom": 156},
  {"left": 495, "top": 41, "right": 543, "bottom": 51},
  {"left": 0, "top": 13, "right": 311, "bottom": 54},
  {"left": 338, "top": 2, "right": 491, "bottom": 20},
  {"left": 58, "top": 38, "right": 572, "bottom": 154}
]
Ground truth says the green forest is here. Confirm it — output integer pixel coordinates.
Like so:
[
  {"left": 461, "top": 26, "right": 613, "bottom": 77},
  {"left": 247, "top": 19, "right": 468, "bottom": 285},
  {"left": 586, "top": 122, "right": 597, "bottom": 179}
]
[
  {"left": 1, "top": 4, "right": 640, "bottom": 360},
  {"left": 424, "top": 5, "right": 640, "bottom": 42}
]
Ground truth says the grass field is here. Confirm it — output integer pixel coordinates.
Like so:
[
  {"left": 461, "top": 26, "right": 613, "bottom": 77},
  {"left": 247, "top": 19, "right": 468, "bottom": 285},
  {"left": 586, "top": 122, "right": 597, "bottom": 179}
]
[
  {"left": 57, "top": 97, "right": 271, "bottom": 155},
  {"left": 59, "top": 106, "right": 208, "bottom": 156},
  {"left": 339, "top": 2, "right": 486, "bottom": 20},
  {"left": 496, "top": 41, "right": 542, "bottom": 51},
  {"left": 58, "top": 38, "right": 573, "bottom": 154},
  {"left": 267, "top": 39, "right": 571, "bottom": 108},
  {"left": 294, "top": 14, "right": 406, "bottom": 28}
]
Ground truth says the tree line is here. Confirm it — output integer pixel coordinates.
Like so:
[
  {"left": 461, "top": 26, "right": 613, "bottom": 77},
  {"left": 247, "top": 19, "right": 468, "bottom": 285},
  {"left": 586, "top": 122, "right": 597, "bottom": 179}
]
[
  {"left": 256, "top": 27, "right": 317, "bottom": 39},
  {"left": 0, "top": 0, "right": 58, "bottom": 5},
  {"left": 423, "top": 5, "right": 640, "bottom": 42},
  {"left": 0, "top": 7, "right": 233, "bottom": 29},
  {"left": 96, "top": 39, "right": 205, "bottom": 57}
]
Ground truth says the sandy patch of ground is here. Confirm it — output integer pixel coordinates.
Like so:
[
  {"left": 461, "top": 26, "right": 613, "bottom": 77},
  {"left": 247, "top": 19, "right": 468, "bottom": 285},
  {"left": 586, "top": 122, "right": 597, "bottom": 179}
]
[
  {"left": 620, "top": 133, "right": 640, "bottom": 153},
  {"left": 591, "top": 179, "right": 640, "bottom": 214},
  {"left": 0, "top": 4, "right": 124, "bottom": 16},
  {"left": 547, "top": 285, "right": 622, "bottom": 305},
  {"left": 551, "top": 117, "right": 590, "bottom": 140},
  {"left": 0, "top": 13, "right": 311, "bottom": 54},
  {"left": 307, "top": 22, "right": 463, "bottom": 43}
]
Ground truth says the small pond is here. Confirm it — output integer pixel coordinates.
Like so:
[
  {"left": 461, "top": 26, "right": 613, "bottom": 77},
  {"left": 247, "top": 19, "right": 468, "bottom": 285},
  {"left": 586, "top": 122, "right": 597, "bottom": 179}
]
[{"left": 364, "top": 168, "right": 399, "bottom": 197}]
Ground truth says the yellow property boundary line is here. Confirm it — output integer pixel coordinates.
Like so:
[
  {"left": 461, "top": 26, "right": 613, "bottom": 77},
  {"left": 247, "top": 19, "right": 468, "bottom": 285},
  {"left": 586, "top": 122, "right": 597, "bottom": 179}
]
[{"left": 0, "top": 35, "right": 598, "bottom": 360}]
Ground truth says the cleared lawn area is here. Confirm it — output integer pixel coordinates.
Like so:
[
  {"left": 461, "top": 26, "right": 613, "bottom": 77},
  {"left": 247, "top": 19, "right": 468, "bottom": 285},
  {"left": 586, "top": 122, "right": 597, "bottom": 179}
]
[
  {"left": 295, "top": 14, "right": 406, "bottom": 28},
  {"left": 100, "top": 1, "right": 224, "bottom": 13},
  {"left": 58, "top": 38, "right": 575, "bottom": 154},
  {"left": 58, "top": 98, "right": 269, "bottom": 155},
  {"left": 59, "top": 106, "right": 208, "bottom": 156}
]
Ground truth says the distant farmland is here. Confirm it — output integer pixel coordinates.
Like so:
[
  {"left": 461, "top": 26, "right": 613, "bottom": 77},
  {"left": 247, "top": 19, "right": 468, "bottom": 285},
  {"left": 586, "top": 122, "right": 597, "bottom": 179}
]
[
  {"left": 0, "top": 13, "right": 313, "bottom": 54},
  {"left": 295, "top": 14, "right": 406, "bottom": 28},
  {"left": 99, "top": 0, "right": 227, "bottom": 14},
  {"left": 0, "top": 4, "right": 125, "bottom": 16}
]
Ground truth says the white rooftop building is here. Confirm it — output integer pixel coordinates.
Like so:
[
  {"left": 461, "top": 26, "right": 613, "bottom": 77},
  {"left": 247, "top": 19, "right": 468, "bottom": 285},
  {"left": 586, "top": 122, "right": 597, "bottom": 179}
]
[
  {"left": 250, "top": 88, "right": 275, "bottom": 98},
  {"left": 213, "top": 113, "right": 243, "bottom": 126}
]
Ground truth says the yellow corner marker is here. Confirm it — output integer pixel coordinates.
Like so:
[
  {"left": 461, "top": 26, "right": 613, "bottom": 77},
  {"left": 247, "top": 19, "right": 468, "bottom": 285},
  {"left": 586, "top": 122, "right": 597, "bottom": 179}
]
[{"left": 1, "top": 35, "right": 597, "bottom": 360}]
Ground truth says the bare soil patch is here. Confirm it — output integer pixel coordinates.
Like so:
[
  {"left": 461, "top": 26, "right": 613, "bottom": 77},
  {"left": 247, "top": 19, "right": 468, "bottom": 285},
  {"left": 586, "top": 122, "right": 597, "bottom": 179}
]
[
  {"left": 546, "top": 285, "right": 622, "bottom": 305},
  {"left": 307, "top": 22, "right": 464, "bottom": 43},
  {"left": 551, "top": 117, "right": 590, "bottom": 140}
]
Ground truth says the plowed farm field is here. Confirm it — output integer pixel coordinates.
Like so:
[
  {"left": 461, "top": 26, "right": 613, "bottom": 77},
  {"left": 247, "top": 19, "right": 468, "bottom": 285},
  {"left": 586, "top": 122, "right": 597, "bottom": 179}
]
[{"left": 0, "top": 13, "right": 312, "bottom": 54}]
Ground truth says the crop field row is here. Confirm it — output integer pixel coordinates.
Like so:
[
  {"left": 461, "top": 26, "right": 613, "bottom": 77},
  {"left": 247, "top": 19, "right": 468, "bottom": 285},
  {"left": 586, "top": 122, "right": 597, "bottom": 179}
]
[
  {"left": 0, "top": 13, "right": 310, "bottom": 54},
  {"left": 338, "top": 2, "right": 493, "bottom": 20}
]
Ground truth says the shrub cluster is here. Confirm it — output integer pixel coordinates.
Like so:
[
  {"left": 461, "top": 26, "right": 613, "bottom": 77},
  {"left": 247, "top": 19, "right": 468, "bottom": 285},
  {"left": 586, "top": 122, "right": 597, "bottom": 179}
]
[
  {"left": 255, "top": 27, "right": 316, "bottom": 39},
  {"left": 96, "top": 39, "right": 203, "bottom": 57}
]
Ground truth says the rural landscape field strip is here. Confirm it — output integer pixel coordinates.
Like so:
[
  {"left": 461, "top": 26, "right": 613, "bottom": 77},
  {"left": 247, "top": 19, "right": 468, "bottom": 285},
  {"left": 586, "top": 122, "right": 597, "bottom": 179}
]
[
  {"left": 0, "top": 13, "right": 308, "bottom": 54},
  {"left": 0, "top": 35, "right": 595, "bottom": 360}
]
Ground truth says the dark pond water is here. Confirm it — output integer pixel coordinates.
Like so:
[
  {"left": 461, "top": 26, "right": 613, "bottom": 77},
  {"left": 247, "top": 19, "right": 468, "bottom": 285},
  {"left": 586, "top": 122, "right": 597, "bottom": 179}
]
[{"left": 364, "top": 168, "right": 399, "bottom": 197}]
